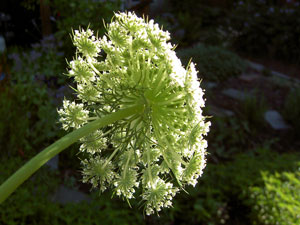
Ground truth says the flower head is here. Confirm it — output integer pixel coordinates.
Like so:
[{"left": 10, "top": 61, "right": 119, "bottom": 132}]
[{"left": 58, "top": 11, "right": 210, "bottom": 215}]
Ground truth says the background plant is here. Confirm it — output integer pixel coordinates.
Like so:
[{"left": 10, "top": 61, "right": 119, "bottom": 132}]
[
  {"left": 154, "top": 146, "right": 300, "bottom": 225},
  {"left": 249, "top": 170, "right": 300, "bottom": 225},
  {"left": 0, "top": 36, "right": 68, "bottom": 158},
  {"left": 177, "top": 43, "right": 246, "bottom": 82},
  {"left": 228, "top": 0, "right": 300, "bottom": 63},
  {"left": 208, "top": 116, "right": 249, "bottom": 159},
  {"left": 236, "top": 92, "right": 267, "bottom": 134},
  {"left": 170, "top": 0, "right": 227, "bottom": 46},
  {"left": 0, "top": 87, "right": 30, "bottom": 157},
  {"left": 283, "top": 87, "right": 300, "bottom": 136},
  {"left": 170, "top": 0, "right": 300, "bottom": 63}
]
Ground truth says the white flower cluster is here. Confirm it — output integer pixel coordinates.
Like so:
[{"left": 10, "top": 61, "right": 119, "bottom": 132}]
[
  {"left": 79, "top": 130, "right": 107, "bottom": 155},
  {"left": 58, "top": 100, "right": 89, "bottom": 130},
  {"left": 68, "top": 57, "right": 96, "bottom": 84},
  {"left": 58, "top": 12, "right": 210, "bottom": 215},
  {"left": 81, "top": 156, "right": 115, "bottom": 192},
  {"left": 73, "top": 28, "right": 101, "bottom": 58},
  {"left": 142, "top": 178, "right": 178, "bottom": 215}
]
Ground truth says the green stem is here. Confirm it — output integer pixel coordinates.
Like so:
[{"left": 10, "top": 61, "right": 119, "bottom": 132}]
[{"left": 0, "top": 105, "right": 143, "bottom": 204}]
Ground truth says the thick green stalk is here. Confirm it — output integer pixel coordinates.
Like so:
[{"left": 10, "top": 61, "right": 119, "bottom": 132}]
[{"left": 0, "top": 105, "right": 143, "bottom": 204}]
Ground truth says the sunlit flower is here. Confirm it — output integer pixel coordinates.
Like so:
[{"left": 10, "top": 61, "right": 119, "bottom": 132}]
[{"left": 58, "top": 11, "right": 210, "bottom": 215}]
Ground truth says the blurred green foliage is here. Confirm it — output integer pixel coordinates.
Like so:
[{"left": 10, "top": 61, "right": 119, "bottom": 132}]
[
  {"left": 0, "top": 82, "right": 57, "bottom": 157},
  {"left": 0, "top": 37, "right": 66, "bottom": 158},
  {"left": 155, "top": 147, "right": 300, "bottom": 225},
  {"left": 170, "top": 0, "right": 227, "bottom": 46},
  {"left": 249, "top": 170, "right": 300, "bottom": 225},
  {"left": 237, "top": 92, "right": 267, "bottom": 133},
  {"left": 283, "top": 87, "right": 300, "bottom": 136},
  {"left": 229, "top": 0, "right": 300, "bottom": 63},
  {"left": 177, "top": 43, "right": 246, "bottom": 81},
  {"left": 208, "top": 116, "right": 251, "bottom": 159},
  {"left": 0, "top": 156, "right": 59, "bottom": 224},
  {"left": 170, "top": 0, "right": 300, "bottom": 63}
]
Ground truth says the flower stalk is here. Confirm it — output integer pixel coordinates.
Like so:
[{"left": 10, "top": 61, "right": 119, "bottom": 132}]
[{"left": 0, "top": 105, "right": 143, "bottom": 204}]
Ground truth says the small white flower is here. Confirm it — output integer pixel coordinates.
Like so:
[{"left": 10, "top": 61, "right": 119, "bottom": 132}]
[
  {"left": 142, "top": 178, "right": 178, "bottom": 215},
  {"left": 58, "top": 100, "right": 89, "bottom": 130},
  {"left": 73, "top": 28, "right": 100, "bottom": 58},
  {"left": 68, "top": 57, "right": 96, "bottom": 84},
  {"left": 79, "top": 130, "right": 107, "bottom": 154},
  {"left": 81, "top": 156, "right": 115, "bottom": 192}
]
